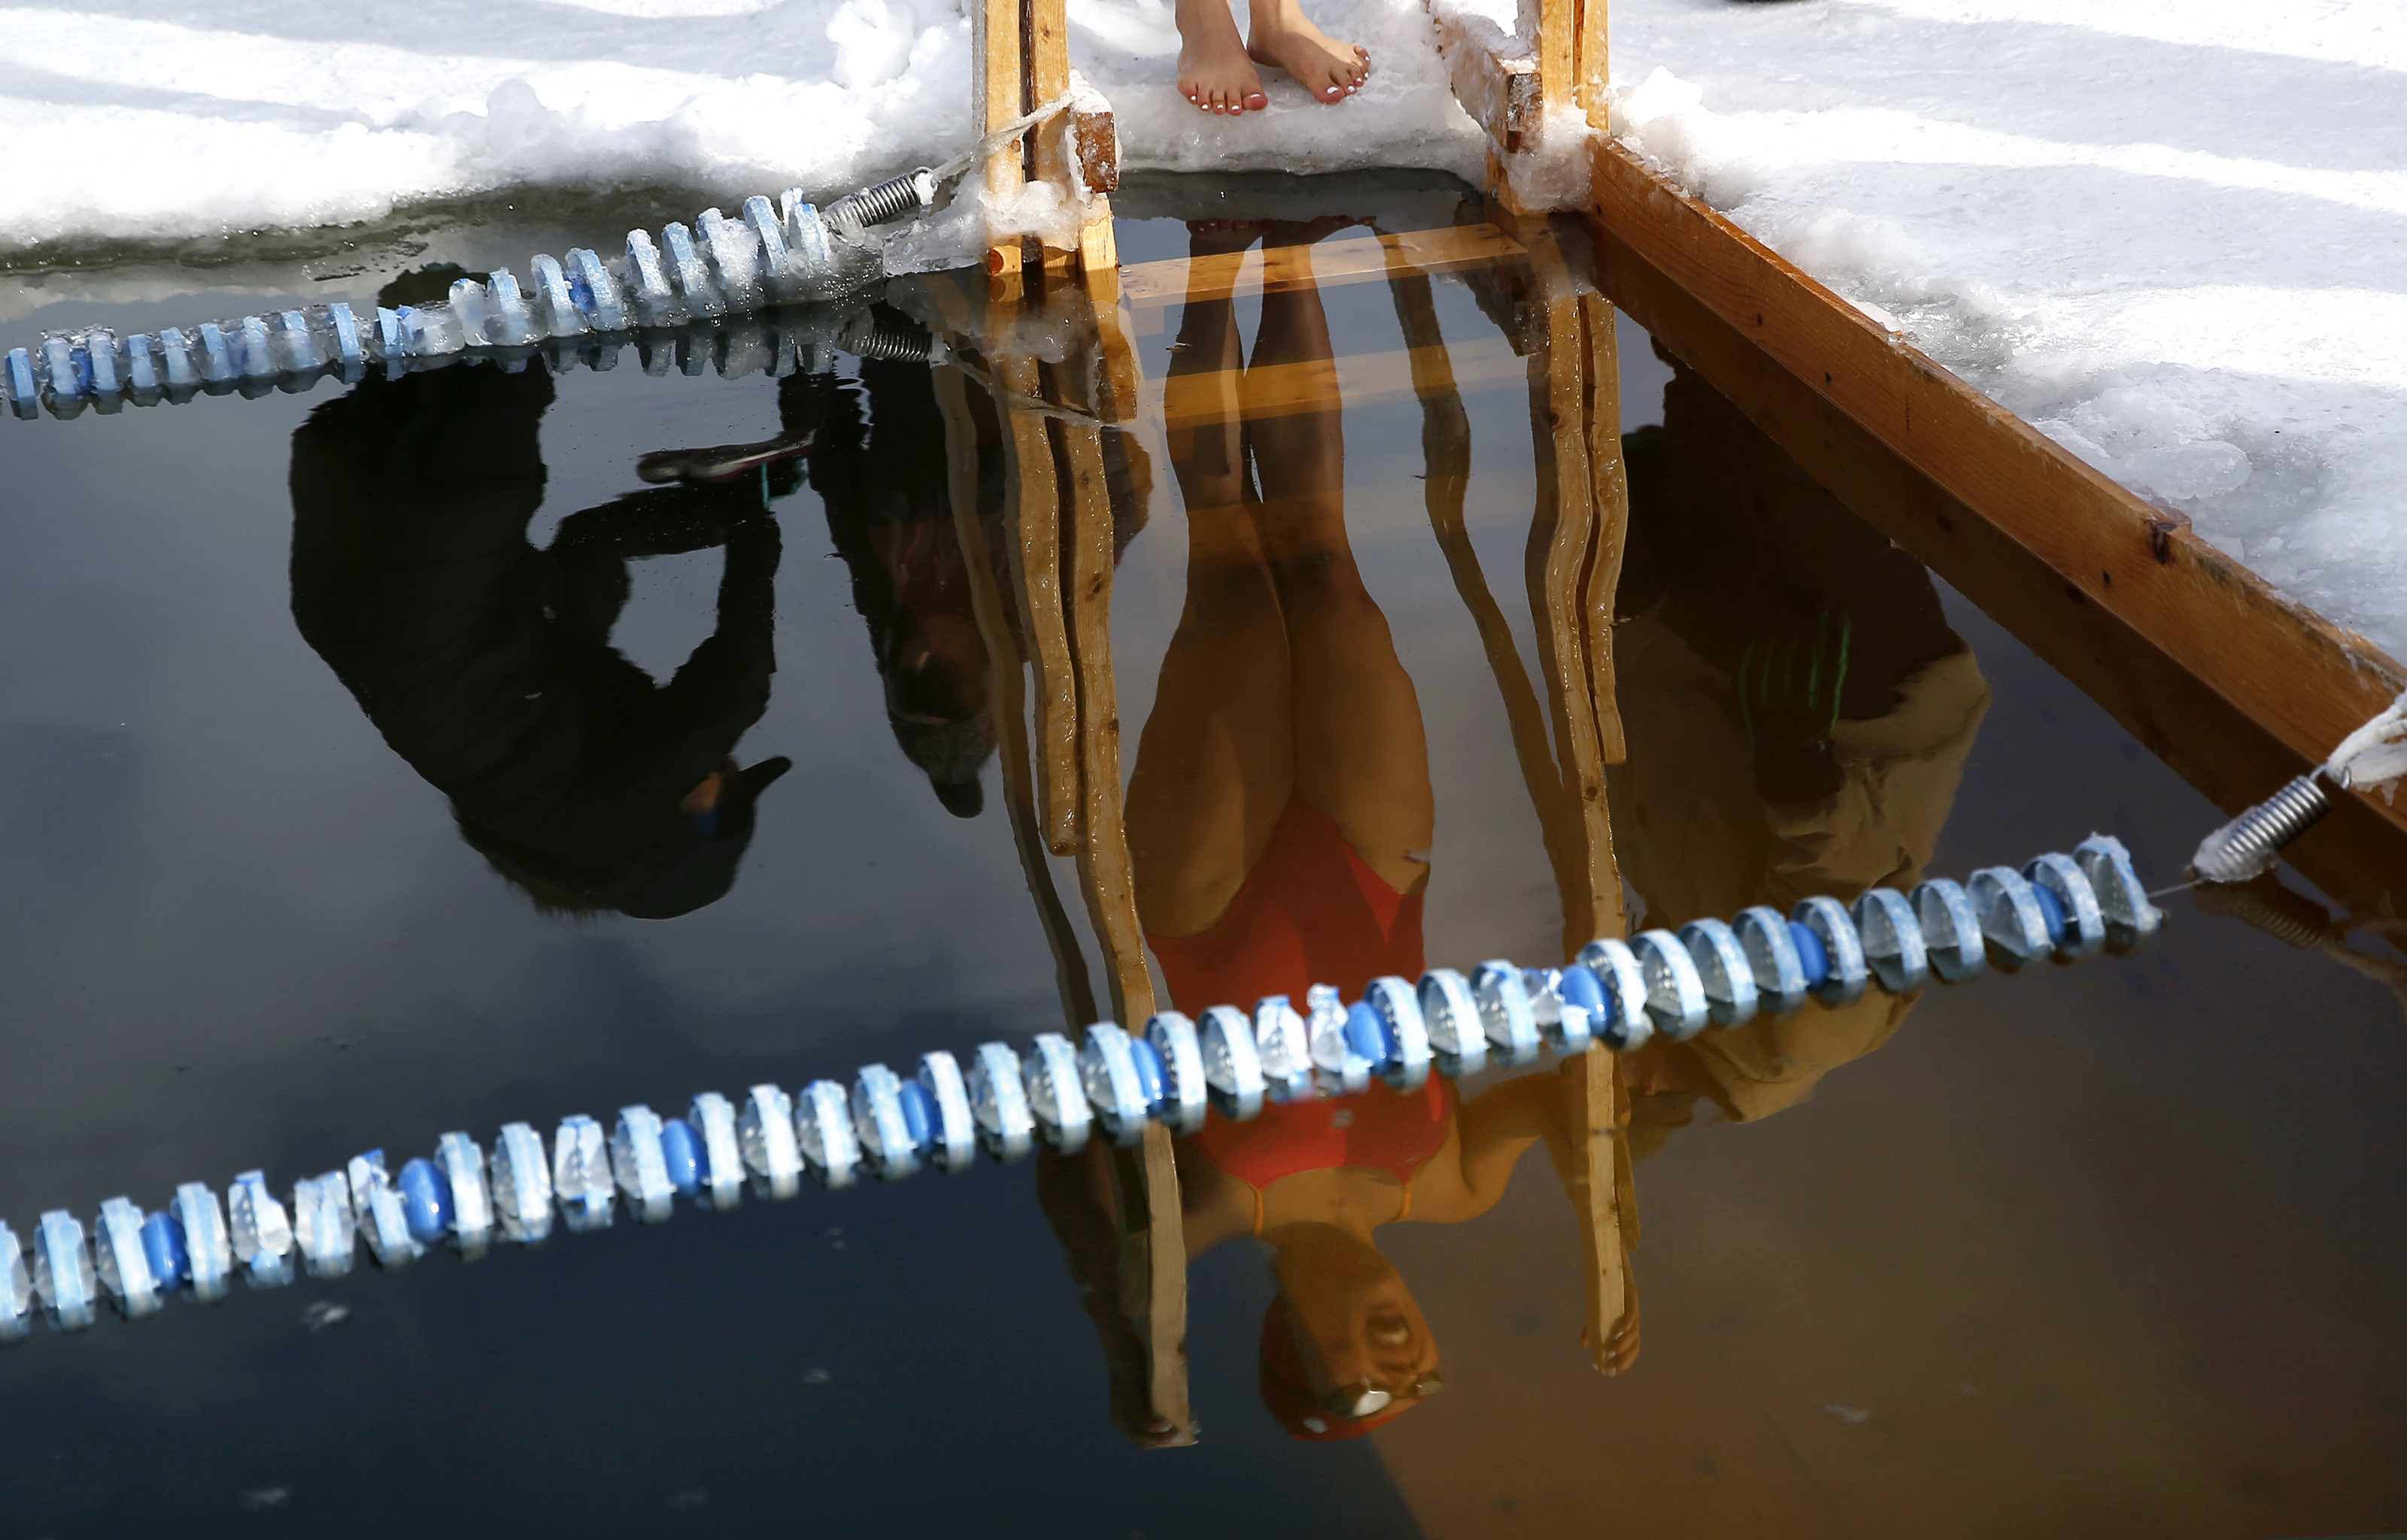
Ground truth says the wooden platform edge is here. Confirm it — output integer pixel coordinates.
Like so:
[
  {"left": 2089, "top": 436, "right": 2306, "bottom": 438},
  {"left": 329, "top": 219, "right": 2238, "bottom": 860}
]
[{"left": 1583, "top": 135, "right": 2407, "bottom": 836}]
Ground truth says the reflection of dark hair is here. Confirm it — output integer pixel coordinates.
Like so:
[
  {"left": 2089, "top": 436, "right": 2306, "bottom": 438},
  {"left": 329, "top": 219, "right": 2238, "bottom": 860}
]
[{"left": 811, "top": 358, "right": 996, "bottom": 818}]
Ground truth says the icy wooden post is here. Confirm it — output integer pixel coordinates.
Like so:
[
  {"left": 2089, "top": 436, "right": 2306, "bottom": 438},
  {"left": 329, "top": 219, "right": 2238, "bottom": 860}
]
[
  {"left": 975, "top": 0, "right": 1029, "bottom": 294},
  {"left": 976, "top": 0, "right": 1125, "bottom": 297},
  {"left": 1428, "top": 0, "right": 1607, "bottom": 212}
]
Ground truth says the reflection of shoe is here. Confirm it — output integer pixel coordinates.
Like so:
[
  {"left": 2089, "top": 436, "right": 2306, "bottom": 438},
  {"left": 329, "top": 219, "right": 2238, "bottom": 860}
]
[{"left": 636, "top": 427, "right": 816, "bottom": 486}]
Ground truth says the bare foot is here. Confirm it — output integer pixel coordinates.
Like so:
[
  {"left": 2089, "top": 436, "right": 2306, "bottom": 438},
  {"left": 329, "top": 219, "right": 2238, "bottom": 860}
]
[
  {"left": 1176, "top": 0, "right": 1269, "bottom": 115},
  {"left": 1246, "top": 7, "right": 1369, "bottom": 104}
]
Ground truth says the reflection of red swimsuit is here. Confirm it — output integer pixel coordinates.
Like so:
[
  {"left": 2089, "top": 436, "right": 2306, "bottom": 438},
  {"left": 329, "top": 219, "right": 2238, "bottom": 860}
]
[{"left": 1146, "top": 799, "right": 1451, "bottom": 1216}]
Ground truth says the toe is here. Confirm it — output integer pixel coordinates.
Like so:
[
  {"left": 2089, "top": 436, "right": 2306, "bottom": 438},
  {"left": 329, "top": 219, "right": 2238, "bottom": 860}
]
[{"left": 1245, "top": 89, "right": 1269, "bottom": 111}]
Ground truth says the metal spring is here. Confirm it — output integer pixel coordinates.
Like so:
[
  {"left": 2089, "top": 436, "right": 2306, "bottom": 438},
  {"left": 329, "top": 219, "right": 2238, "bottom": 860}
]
[
  {"left": 2190, "top": 877, "right": 2330, "bottom": 949},
  {"left": 842, "top": 317, "right": 936, "bottom": 362},
  {"left": 824, "top": 168, "right": 936, "bottom": 232},
  {"left": 2190, "top": 773, "right": 2329, "bottom": 884}
]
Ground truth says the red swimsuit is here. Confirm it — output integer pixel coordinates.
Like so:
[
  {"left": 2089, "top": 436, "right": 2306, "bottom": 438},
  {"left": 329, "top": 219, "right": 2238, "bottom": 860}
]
[{"left": 1147, "top": 799, "right": 1451, "bottom": 1203}]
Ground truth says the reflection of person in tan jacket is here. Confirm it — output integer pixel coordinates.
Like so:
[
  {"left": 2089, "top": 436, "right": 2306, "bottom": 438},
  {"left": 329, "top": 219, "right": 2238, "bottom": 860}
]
[{"left": 1609, "top": 356, "right": 1990, "bottom": 1156}]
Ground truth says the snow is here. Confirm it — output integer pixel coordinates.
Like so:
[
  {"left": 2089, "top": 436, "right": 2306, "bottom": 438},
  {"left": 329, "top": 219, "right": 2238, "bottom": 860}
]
[
  {"left": 3, "top": 0, "right": 2402, "bottom": 645},
  {"left": 0, "top": 0, "right": 1478, "bottom": 256},
  {"left": 1604, "top": 1, "right": 2407, "bottom": 651}
]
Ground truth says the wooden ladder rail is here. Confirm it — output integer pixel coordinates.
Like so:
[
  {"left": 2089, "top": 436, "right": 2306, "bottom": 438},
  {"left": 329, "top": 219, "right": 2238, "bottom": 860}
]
[
  {"left": 975, "top": 0, "right": 1125, "bottom": 299},
  {"left": 1381, "top": 208, "right": 1638, "bottom": 1376},
  {"left": 933, "top": 268, "right": 1194, "bottom": 1441}
]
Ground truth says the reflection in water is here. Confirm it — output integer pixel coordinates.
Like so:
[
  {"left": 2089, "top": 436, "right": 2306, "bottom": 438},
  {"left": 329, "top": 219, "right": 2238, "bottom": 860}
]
[
  {"left": 1133, "top": 220, "right": 1451, "bottom": 1441},
  {"left": 815, "top": 356, "right": 997, "bottom": 818},
  {"left": 1609, "top": 351, "right": 1990, "bottom": 1153},
  {"left": 287, "top": 274, "right": 807, "bottom": 919}
]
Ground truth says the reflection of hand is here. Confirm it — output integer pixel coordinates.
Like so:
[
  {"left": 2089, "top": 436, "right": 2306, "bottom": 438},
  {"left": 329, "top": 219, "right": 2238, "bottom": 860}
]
[{"left": 1740, "top": 611, "right": 1851, "bottom": 805}]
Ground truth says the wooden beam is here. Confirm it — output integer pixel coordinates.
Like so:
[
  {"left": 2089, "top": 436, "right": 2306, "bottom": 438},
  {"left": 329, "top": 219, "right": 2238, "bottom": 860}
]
[
  {"left": 1145, "top": 337, "right": 1528, "bottom": 429},
  {"left": 1583, "top": 209, "right": 2407, "bottom": 919},
  {"left": 973, "top": 0, "right": 1024, "bottom": 289},
  {"left": 1584, "top": 135, "right": 2407, "bottom": 848},
  {"left": 1577, "top": 292, "right": 1628, "bottom": 765},
  {"left": 934, "top": 364, "right": 1099, "bottom": 1029},
  {"left": 994, "top": 350, "right": 1082, "bottom": 855},
  {"left": 1429, "top": 9, "right": 1540, "bottom": 153},
  {"left": 1120, "top": 223, "right": 1528, "bottom": 320}
]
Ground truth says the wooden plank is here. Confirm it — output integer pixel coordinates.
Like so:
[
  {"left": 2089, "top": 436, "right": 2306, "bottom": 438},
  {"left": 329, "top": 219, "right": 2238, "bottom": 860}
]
[
  {"left": 934, "top": 365, "right": 1098, "bottom": 1029},
  {"left": 1068, "top": 69, "right": 1120, "bottom": 196},
  {"left": 995, "top": 350, "right": 1082, "bottom": 855},
  {"left": 1583, "top": 210, "right": 2407, "bottom": 917},
  {"left": 1384, "top": 258, "right": 1604, "bottom": 962},
  {"left": 1051, "top": 403, "right": 1156, "bottom": 1028},
  {"left": 1103, "top": 1126, "right": 1195, "bottom": 1441},
  {"left": 1573, "top": 1044, "right": 1637, "bottom": 1376},
  {"left": 1584, "top": 135, "right": 2407, "bottom": 843},
  {"left": 973, "top": 0, "right": 1025, "bottom": 284},
  {"left": 1573, "top": 0, "right": 1605, "bottom": 129},
  {"left": 1577, "top": 292, "right": 1628, "bottom": 766},
  {"left": 1146, "top": 337, "right": 1526, "bottom": 430},
  {"left": 1121, "top": 223, "right": 1527, "bottom": 320},
  {"left": 1428, "top": 8, "right": 1540, "bottom": 152}
]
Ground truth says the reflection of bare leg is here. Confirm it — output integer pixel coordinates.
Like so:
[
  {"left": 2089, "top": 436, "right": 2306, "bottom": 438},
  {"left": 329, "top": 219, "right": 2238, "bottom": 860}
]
[
  {"left": 1128, "top": 224, "right": 1296, "bottom": 939},
  {"left": 1246, "top": 223, "right": 1434, "bottom": 896}
]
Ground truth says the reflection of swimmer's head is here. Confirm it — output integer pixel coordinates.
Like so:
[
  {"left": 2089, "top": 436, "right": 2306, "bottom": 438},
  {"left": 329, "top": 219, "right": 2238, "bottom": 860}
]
[
  {"left": 881, "top": 612, "right": 992, "bottom": 819},
  {"left": 1258, "top": 1223, "right": 1442, "bottom": 1440},
  {"left": 455, "top": 756, "right": 792, "bottom": 920}
]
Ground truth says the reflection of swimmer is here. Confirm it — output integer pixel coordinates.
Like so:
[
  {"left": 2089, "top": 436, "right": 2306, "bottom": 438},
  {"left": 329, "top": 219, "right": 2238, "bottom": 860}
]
[
  {"left": 1110, "top": 219, "right": 1543, "bottom": 1441},
  {"left": 1609, "top": 353, "right": 1991, "bottom": 1152},
  {"left": 812, "top": 355, "right": 996, "bottom": 817},
  {"left": 287, "top": 274, "right": 803, "bottom": 918},
  {"left": 812, "top": 335, "right": 1149, "bottom": 818}
]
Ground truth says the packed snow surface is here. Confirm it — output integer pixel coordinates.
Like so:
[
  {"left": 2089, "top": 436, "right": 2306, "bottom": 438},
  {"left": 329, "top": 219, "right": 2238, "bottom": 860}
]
[
  {"left": 5, "top": 0, "right": 2402, "bottom": 647},
  {"left": 1603, "top": 0, "right": 2407, "bottom": 653}
]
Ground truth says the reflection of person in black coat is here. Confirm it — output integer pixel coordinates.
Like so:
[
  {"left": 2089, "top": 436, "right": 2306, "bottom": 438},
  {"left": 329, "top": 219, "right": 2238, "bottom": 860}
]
[{"left": 287, "top": 353, "right": 805, "bottom": 920}]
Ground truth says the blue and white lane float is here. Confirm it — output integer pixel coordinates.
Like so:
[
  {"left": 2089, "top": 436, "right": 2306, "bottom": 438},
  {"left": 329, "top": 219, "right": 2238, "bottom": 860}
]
[
  {"left": 0, "top": 836, "right": 2159, "bottom": 1342},
  {"left": 2, "top": 92, "right": 1085, "bottom": 425}
]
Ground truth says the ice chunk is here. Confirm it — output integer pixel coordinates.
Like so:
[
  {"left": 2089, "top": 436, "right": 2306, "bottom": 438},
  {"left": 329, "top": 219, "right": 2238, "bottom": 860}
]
[
  {"left": 123, "top": 332, "right": 159, "bottom": 396},
  {"left": 236, "top": 315, "right": 276, "bottom": 379},
  {"left": 291, "top": 1172, "right": 357, "bottom": 1278},
  {"left": 698, "top": 208, "right": 763, "bottom": 311},
  {"left": 686, "top": 1093, "right": 744, "bottom": 1211},
  {"left": 485, "top": 268, "right": 538, "bottom": 347},
  {"left": 0, "top": 1220, "right": 32, "bottom": 1342},
  {"left": 448, "top": 277, "right": 493, "bottom": 347},
  {"left": 566, "top": 247, "right": 626, "bottom": 332},
  {"left": 175, "top": 1183, "right": 232, "bottom": 1302},
  {"left": 435, "top": 1132, "right": 493, "bottom": 1257},
  {"left": 193, "top": 322, "right": 237, "bottom": 383},
  {"left": 488, "top": 1123, "right": 553, "bottom": 1243},
  {"left": 85, "top": 328, "right": 121, "bottom": 395},
  {"left": 39, "top": 335, "right": 79, "bottom": 400},
  {"left": 623, "top": 229, "right": 683, "bottom": 326},
  {"left": 275, "top": 310, "right": 319, "bottom": 372},
  {"left": 527, "top": 253, "right": 583, "bottom": 339},
  {"left": 551, "top": 1114, "right": 614, "bottom": 1231},
  {"left": 347, "top": 1150, "right": 422, "bottom": 1267},
  {"left": 94, "top": 1197, "right": 162, "bottom": 1318},
  {"left": 661, "top": 222, "right": 726, "bottom": 318},
  {"left": 794, "top": 1079, "right": 863, "bottom": 1189},
  {"left": 396, "top": 305, "right": 465, "bottom": 358},
  {"left": 738, "top": 1085, "right": 803, "bottom": 1197},
  {"left": 609, "top": 1105, "right": 675, "bottom": 1223},
  {"left": 229, "top": 1171, "right": 295, "bottom": 1287},
  {"left": 32, "top": 1211, "right": 97, "bottom": 1331}
]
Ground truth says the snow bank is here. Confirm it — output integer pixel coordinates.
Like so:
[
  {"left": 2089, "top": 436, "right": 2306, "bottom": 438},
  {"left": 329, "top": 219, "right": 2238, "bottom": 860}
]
[
  {"left": 1607, "top": 0, "right": 2407, "bottom": 652},
  {"left": 7, "top": 0, "right": 2402, "bottom": 650},
  {"left": 0, "top": 0, "right": 1479, "bottom": 256}
]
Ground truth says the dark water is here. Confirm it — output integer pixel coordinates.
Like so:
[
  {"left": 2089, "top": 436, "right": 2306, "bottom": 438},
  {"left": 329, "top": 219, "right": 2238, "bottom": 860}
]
[{"left": 0, "top": 175, "right": 2400, "bottom": 1538}]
